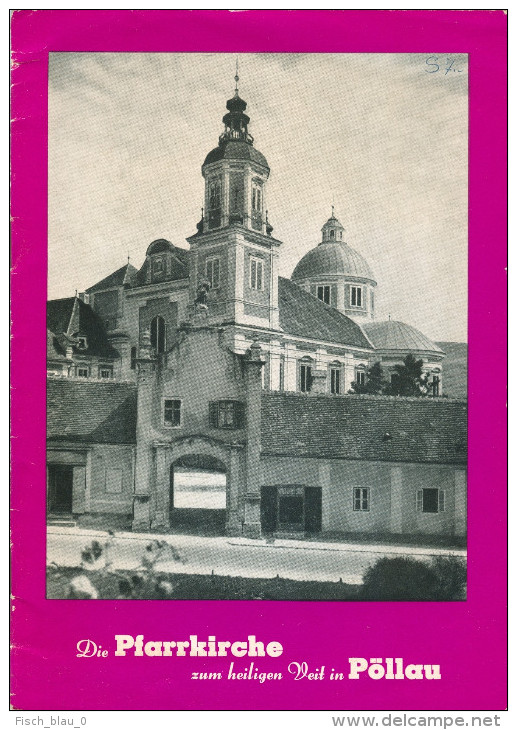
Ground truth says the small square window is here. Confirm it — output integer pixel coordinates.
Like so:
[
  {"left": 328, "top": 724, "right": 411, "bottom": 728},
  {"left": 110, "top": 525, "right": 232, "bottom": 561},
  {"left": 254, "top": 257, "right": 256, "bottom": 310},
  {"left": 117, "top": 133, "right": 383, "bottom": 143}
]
[
  {"left": 353, "top": 487, "right": 370, "bottom": 511},
  {"left": 164, "top": 399, "right": 181, "bottom": 427},
  {"left": 76, "top": 336, "right": 87, "bottom": 350},
  {"left": 77, "top": 367, "right": 89, "bottom": 378},
  {"left": 99, "top": 368, "right": 112, "bottom": 379},
  {"left": 417, "top": 488, "right": 445, "bottom": 513},
  {"left": 209, "top": 400, "right": 245, "bottom": 429}
]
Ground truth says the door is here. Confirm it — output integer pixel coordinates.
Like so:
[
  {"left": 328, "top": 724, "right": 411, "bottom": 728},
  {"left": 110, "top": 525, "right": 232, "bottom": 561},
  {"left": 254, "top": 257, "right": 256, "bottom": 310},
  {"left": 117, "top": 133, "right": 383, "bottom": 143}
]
[
  {"left": 304, "top": 487, "right": 322, "bottom": 533},
  {"left": 261, "top": 486, "right": 278, "bottom": 533},
  {"left": 47, "top": 465, "right": 74, "bottom": 514},
  {"left": 277, "top": 486, "right": 305, "bottom": 532}
]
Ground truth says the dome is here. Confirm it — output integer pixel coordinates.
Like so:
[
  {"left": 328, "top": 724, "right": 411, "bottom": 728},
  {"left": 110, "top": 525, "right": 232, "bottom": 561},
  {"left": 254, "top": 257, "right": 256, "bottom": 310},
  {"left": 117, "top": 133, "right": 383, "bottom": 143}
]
[
  {"left": 292, "top": 241, "right": 376, "bottom": 283},
  {"left": 203, "top": 139, "right": 269, "bottom": 170},
  {"left": 146, "top": 239, "right": 174, "bottom": 255},
  {"left": 362, "top": 320, "right": 444, "bottom": 355}
]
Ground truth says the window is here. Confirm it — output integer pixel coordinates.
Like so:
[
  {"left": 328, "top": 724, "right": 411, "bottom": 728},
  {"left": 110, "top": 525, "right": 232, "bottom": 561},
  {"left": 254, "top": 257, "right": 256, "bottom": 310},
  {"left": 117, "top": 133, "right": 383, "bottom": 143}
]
[
  {"left": 208, "top": 178, "right": 222, "bottom": 228},
  {"left": 300, "top": 363, "right": 312, "bottom": 393},
  {"left": 164, "top": 399, "right": 181, "bottom": 427},
  {"left": 209, "top": 400, "right": 245, "bottom": 429},
  {"left": 150, "top": 315, "right": 166, "bottom": 354},
  {"left": 350, "top": 286, "right": 363, "bottom": 307},
  {"left": 76, "top": 336, "right": 87, "bottom": 350},
  {"left": 251, "top": 182, "right": 263, "bottom": 230},
  {"left": 130, "top": 346, "right": 137, "bottom": 370},
  {"left": 77, "top": 366, "right": 89, "bottom": 378},
  {"left": 355, "top": 370, "right": 366, "bottom": 386},
  {"left": 99, "top": 367, "right": 112, "bottom": 379},
  {"left": 329, "top": 229, "right": 335, "bottom": 240},
  {"left": 279, "top": 357, "right": 285, "bottom": 392},
  {"left": 206, "top": 257, "right": 220, "bottom": 289},
  {"left": 417, "top": 488, "right": 445, "bottom": 514},
  {"left": 250, "top": 257, "right": 264, "bottom": 290},
  {"left": 330, "top": 366, "right": 341, "bottom": 394},
  {"left": 153, "top": 257, "right": 164, "bottom": 274},
  {"left": 317, "top": 285, "right": 331, "bottom": 305},
  {"left": 432, "top": 375, "right": 440, "bottom": 397},
  {"left": 353, "top": 487, "right": 370, "bottom": 511}
]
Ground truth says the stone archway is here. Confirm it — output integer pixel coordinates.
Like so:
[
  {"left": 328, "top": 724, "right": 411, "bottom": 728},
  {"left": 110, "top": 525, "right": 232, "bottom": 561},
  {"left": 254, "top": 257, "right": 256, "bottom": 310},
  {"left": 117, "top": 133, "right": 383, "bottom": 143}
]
[
  {"left": 169, "top": 454, "right": 227, "bottom": 536},
  {"left": 152, "top": 436, "right": 245, "bottom": 536}
]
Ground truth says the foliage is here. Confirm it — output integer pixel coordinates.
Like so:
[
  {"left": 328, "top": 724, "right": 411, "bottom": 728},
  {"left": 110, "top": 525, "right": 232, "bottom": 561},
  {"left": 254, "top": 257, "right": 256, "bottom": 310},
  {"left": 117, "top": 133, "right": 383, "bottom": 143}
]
[
  {"left": 66, "top": 535, "right": 183, "bottom": 599},
  {"left": 349, "top": 361, "right": 387, "bottom": 395},
  {"left": 386, "top": 354, "right": 430, "bottom": 397},
  {"left": 361, "top": 554, "right": 466, "bottom": 601}
]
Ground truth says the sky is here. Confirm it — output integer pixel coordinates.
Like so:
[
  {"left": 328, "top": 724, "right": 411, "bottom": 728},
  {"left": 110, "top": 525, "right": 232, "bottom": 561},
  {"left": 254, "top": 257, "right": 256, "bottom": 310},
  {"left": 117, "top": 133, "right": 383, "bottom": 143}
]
[{"left": 48, "top": 53, "right": 468, "bottom": 342}]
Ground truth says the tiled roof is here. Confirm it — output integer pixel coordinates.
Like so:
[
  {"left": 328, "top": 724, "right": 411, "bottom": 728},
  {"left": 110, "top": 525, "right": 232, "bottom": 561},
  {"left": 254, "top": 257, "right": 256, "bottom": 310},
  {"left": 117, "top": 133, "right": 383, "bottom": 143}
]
[
  {"left": 203, "top": 140, "right": 269, "bottom": 170},
  {"left": 278, "top": 277, "right": 372, "bottom": 350},
  {"left": 47, "top": 379, "right": 137, "bottom": 444},
  {"left": 86, "top": 264, "right": 138, "bottom": 293},
  {"left": 362, "top": 320, "right": 444, "bottom": 355},
  {"left": 47, "top": 298, "right": 119, "bottom": 359},
  {"left": 47, "top": 329, "right": 69, "bottom": 362},
  {"left": 261, "top": 392, "right": 467, "bottom": 464}
]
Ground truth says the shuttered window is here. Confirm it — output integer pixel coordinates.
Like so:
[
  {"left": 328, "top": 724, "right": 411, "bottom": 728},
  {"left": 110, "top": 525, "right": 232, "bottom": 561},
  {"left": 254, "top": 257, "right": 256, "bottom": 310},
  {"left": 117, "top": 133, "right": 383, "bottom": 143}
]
[
  {"left": 417, "top": 488, "right": 445, "bottom": 513},
  {"left": 208, "top": 401, "right": 245, "bottom": 429}
]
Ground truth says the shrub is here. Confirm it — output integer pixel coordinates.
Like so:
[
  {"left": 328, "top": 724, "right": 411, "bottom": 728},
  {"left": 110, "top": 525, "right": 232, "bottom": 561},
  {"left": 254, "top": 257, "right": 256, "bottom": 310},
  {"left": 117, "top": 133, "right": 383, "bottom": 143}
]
[
  {"left": 361, "top": 555, "right": 466, "bottom": 601},
  {"left": 361, "top": 557, "right": 438, "bottom": 601},
  {"left": 431, "top": 555, "right": 467, "bottom": 600}
]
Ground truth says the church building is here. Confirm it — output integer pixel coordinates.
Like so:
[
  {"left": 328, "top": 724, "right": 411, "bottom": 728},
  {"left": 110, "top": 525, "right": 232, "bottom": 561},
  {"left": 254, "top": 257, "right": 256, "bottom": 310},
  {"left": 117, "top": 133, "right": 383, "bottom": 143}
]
[{"left": 47, "top": 75, "right": 466, "bottom": 542}]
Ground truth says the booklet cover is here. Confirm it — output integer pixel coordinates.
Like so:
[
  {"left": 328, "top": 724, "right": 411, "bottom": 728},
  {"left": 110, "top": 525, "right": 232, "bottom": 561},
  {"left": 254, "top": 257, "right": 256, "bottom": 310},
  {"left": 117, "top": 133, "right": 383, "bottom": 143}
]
[{"left": 10, "top": 10, "right": 507, "bottom": 712}]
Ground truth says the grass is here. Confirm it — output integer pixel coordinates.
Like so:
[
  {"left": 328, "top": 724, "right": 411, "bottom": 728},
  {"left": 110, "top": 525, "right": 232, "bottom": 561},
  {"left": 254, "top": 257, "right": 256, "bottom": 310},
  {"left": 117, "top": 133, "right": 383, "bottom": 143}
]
[{"left": 47, "top": 566, "right": 361, "bottom": 601}]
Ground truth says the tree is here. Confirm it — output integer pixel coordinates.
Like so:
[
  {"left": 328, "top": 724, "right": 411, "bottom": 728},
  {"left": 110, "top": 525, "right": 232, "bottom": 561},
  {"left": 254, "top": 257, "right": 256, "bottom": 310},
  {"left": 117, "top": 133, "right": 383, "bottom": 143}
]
[
  {"left": 349, "top": 361, "right": 387, "bottom": 395},
  {"left": 387, "top": 354, "right": 430, "bottom": 397}
]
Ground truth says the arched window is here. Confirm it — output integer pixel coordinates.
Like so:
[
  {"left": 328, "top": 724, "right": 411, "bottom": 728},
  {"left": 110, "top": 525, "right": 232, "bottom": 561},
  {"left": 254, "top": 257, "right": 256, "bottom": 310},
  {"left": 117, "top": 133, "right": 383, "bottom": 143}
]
[
  {"left": 329, "top": 229, "right": 335, "bottom": 240},
  {"left": 150, "top": 315, "right": 166, "bottom": 354}
]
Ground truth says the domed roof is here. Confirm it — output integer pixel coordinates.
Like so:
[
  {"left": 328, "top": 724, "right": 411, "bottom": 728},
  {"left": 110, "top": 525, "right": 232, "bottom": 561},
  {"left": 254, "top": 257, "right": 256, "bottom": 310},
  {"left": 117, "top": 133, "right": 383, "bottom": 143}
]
[
  {"left": 322, "top": 214, "right": 344, "bottom": 231},
  {"left": 203, "top": 139, "right": 269, "bottom": 170},
  {"left": 146, "top": 239, "right": 174, "bottom": 255},
  {"left": 362, "top": 320, "right": 444, "bottom": 355},
  {"left": 291, "top": 241, "right": 376, "bottom": 283}
]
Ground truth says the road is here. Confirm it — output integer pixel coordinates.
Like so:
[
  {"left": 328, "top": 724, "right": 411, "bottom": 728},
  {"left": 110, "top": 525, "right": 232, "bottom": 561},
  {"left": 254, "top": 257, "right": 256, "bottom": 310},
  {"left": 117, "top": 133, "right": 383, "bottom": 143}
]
[{"left": 47, "top": 527, "right": 465, "bottom": 585}]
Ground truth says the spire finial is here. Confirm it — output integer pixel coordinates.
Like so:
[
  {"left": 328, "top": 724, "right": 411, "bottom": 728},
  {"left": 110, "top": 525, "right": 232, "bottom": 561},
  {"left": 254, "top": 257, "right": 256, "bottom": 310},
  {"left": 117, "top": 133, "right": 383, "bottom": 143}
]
[
  {"left": 127, "top": 253, "right": 130, "bottom": 265},
  {"left": 331, "top": 204, "right": 335, "bottom": 217},
  {"left": 234, "top": 57, "right": 239, "bottom": 95}
]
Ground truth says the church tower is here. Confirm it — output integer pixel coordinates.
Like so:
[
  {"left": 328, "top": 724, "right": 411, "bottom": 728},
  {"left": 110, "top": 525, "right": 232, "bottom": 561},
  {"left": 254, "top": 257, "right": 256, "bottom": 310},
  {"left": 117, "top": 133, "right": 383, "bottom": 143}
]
[{"left": 186, "top": 68, "right": 281, "bottom": 330}]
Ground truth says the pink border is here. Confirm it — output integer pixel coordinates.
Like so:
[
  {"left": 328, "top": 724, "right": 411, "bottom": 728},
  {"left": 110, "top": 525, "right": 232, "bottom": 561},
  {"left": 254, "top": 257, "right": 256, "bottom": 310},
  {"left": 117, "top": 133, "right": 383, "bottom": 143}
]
[{"left": 10, "top": 10, "right": 507, "bottom": 711}]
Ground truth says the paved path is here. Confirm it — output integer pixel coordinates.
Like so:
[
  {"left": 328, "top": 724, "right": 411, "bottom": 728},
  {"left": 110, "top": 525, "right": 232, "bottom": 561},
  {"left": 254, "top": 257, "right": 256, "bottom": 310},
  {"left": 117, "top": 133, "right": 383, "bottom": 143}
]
[{"left": 47, "top": 527, "right": 466, "bottom": 585}]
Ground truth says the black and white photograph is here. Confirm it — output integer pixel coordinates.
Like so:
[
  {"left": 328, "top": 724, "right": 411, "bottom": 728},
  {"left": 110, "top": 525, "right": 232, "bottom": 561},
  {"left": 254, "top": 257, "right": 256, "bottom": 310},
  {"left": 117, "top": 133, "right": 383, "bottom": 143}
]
[{"left": 46, "top": 52, "right": 468, "bottom": 602}]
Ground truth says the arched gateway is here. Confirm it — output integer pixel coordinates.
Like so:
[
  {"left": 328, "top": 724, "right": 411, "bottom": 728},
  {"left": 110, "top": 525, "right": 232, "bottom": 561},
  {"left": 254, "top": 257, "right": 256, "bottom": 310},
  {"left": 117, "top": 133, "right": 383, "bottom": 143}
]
[{"left": 151, "top": 436, "right": 245, "bottom": 536}]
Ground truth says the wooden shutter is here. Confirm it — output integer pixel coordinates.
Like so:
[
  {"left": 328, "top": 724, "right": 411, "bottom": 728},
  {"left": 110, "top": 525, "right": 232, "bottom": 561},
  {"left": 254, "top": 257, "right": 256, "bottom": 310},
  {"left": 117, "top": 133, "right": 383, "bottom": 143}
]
[
  {"left": 310, "top": 285, "right": 317, "bottom": 297},
  {"left": 416, "top": 489, "right": 423, "bottom": 512},
  {"left": 305, "top": 487, "right": 322, "bottom": 533},
  {"left": 234, "top": 401, "right": 246, "bottom": 428},
  {"left": 261, "top": 486, "right": 278, "bottom": 533},
  {"left": 208, "top": 401, "right": 219, "bottom": 427},
  {"left": 72, "top": 466, "right": 86, "bottom": 514},
  {"left": 438, "top": 490, "right": 445, "bottom": 512}
]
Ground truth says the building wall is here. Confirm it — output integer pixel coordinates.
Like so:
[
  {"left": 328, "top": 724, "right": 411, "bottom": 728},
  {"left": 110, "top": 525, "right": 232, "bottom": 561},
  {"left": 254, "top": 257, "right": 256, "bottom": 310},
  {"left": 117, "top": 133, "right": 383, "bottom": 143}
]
[
  {"left": 88, "top": 444, "right": 135, "bottom": 515},
  {"left": 261, "top": 455, "right": 466, "bottom": 537}
]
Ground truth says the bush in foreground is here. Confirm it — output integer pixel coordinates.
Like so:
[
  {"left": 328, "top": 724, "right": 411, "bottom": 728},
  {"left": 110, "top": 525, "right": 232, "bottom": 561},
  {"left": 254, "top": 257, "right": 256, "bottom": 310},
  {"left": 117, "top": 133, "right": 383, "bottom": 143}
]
[{"left": 361, "top": 555, "right": 466, "bottom": 601}]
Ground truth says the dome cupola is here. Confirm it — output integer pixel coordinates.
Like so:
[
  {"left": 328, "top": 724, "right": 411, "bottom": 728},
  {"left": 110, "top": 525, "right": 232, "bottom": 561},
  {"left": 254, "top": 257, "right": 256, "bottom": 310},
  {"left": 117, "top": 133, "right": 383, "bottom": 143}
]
[{"left": 291, "top": 210, "right": 377, "bottom": 322}]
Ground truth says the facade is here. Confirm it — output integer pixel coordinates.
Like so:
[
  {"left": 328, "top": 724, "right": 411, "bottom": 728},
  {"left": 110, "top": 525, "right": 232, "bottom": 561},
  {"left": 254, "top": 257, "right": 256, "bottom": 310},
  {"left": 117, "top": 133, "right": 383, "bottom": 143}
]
[{"left": 46, "top": 80, "right": 466, "bottom": 541}]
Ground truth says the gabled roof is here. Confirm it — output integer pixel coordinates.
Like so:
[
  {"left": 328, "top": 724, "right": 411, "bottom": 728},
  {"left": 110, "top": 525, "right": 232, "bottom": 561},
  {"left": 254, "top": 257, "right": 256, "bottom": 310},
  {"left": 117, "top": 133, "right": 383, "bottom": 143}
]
[
  {"left": 46, "top": 297, "right": 119, "bottom": 359},
  {"left": 47, "top": 379, "right": 137, "bottom": 444},
  {"left": 261, "top": 392, "right": 467, "bottom": 464},
  {"left": 278, "top": 277, "right": 372, "bottom": 350},
  {"left": 86, "top": 263, "right": 138, "bottom": 293}
]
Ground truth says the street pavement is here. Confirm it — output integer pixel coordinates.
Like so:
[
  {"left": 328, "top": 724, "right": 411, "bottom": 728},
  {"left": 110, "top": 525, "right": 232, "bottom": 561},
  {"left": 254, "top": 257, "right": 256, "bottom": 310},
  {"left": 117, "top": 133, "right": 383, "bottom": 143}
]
[{"left": 47, "top": 526, "right": 466, "bottom": 585}]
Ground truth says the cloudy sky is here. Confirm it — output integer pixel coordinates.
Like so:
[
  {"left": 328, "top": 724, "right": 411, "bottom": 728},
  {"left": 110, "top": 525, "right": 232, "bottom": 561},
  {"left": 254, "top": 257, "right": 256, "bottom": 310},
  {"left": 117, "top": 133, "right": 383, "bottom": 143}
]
[{"left": 48, "top": 53, "right": 468, "bottom": 341}]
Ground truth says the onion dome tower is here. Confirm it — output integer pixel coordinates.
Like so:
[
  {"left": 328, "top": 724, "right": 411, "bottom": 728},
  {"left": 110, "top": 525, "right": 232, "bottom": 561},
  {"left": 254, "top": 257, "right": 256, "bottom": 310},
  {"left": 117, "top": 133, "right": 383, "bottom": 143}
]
[
  {"left": 291, "top": 210, "right": 377, "bottom": 322},
  {"left": 186, "top": 64, "right": 281, "bottom": 330}
]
